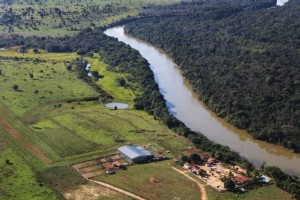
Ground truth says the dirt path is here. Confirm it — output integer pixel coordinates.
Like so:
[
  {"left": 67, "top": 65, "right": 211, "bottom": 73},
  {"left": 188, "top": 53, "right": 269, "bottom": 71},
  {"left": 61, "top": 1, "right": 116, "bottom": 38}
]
[
  {"left": 0, "top": 117, "right": 53, "bottom": 164},
  {"left": 89, "top": 179, "right": 146, "bottom": 200},
  {"left": 172, "top": 167, "right": 207, "bottom": 200}
]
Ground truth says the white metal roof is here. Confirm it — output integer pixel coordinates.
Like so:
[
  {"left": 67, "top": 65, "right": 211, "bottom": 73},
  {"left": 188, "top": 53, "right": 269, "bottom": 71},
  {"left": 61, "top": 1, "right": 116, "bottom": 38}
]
[{"left": 118, "top": 145, "right": 153, "bottom": 159}]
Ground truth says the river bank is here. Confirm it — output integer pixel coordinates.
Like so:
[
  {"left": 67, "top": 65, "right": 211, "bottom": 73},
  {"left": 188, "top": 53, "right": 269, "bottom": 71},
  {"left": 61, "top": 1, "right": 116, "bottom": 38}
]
[{"left": 104, "top": 26, "right": 300, "bottom": 177}]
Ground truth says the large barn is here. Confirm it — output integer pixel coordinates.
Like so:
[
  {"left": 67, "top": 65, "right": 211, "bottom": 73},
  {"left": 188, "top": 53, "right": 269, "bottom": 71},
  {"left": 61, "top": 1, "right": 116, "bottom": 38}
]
[{"left": 118, "top": 145, "right": 154, "bottom": 163}]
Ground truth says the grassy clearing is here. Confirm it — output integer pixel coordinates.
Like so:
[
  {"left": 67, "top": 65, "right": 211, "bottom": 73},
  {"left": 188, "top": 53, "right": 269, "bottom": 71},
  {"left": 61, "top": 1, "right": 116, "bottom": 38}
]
[
  {"left": 0, "top": 135, "right": 58, "bottom": 200},
  {"left": 65, "top": 182, "right": 133, "bottom": 200},
  {"left": 0, "top": 48, "right": 191, "bottom": 163},
  {"left": 205, "top": 184, "right": 292, "bottom": 200},
  {"left": 30, "top": 102, "right": 191, "bottom": 161},
  {"left": 0, "top": 47, "right": 78, "bottom": 61},
  {"left": 0, "top": 49, "right": 98, "bottom": 116},
  {"left": 95, "top": 161, "right": 201, "bottom": 200},
  {"left": 0, "top": 0, "right": 183, "bottom": 36},
  {"left": 87, "top": 56, "right": 136, "bottom": 103}
]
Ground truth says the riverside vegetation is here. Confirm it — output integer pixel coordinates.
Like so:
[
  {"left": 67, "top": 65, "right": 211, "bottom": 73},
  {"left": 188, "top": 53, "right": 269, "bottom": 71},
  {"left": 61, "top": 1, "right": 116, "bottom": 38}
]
[{"left": 125, "top": 0, "right": 300, "bottom": 153}]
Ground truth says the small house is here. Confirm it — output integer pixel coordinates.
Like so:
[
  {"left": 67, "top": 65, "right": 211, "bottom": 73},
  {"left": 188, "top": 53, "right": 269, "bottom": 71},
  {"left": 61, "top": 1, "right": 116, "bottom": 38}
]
[{"left": 233, "top": 176, "right": 250, "bottom": 185}]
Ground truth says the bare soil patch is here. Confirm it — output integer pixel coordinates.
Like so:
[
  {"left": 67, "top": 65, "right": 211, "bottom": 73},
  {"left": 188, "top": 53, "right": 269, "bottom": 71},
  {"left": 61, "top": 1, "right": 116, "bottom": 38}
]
[
  {"left": 73, "top": 160, "right": 97, "bottom": 170},
  {"left": 0, "top": 117, "right": 53, "bottom": 164},
  {"left": 64, "top": 182, "right": 124, "bottom": 200}
]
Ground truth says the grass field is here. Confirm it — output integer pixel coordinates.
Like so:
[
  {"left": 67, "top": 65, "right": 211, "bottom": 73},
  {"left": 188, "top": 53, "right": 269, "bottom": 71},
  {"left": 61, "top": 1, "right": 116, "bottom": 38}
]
[
  {"left": 95, "top": 161, "right": 201, "bottom": 200},
  {"left": 0, "top": 134, "right": 58, "bottom": 200},
  {"left": 0, "top": 0, "right": 183, "bottom": 36},
  {"left": 0, "top": 47, "right": 198, "bottom": 199},
  {"left": 87, "top": 55, "right": 137, "bottom": 103},
  {"left": 206, "top": 184, "right": 292, "bottom": 200}
]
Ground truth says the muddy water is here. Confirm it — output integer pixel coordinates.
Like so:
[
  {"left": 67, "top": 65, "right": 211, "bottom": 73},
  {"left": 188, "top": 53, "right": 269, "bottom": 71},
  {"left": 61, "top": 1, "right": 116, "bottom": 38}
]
[{"left": 104, "top": 26, "right": 300, "bottom": 177}]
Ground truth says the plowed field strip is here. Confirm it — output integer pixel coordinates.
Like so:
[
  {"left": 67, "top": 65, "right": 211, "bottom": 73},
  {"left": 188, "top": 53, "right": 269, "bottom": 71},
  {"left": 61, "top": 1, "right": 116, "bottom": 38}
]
[{"left": 0, "top": 117, "right": 53, "bottom": 164}]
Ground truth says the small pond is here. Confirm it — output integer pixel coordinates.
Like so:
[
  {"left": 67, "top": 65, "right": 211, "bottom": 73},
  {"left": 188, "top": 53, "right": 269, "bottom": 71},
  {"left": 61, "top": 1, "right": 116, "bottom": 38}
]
[
  {"left": 105, "top": 102, "right": 129, "bottom": 109},
  {"left": 85, "top": 63, "right": 91, "bottom": 71}
]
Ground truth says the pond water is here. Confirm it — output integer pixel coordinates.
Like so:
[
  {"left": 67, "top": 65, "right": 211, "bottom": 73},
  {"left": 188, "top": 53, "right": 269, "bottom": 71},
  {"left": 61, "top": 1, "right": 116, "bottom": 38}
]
[
  {"left": 85, "top": 63, "right": 91, "bottom": 71},
  {"left": 106, "top": 102, "right": 129, "bottom": 109}
]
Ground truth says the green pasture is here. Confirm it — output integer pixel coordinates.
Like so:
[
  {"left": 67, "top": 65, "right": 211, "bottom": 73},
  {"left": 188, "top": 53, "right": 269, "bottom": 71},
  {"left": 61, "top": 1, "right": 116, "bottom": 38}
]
[
  {"left": 0, "top": 50, "right": 98, "bottom": 116},
  {"left": 0, "top": 49, "right": 191, "bottom": 164},
  {"left": 95, "top": 161, "right": 201, "bottom": 200},
  {"left": 0, "top": 0, "right": 183, "bottom": 36},
  {"left": 30, "top": 102, "right": 191, "bottom": 161},
  {"left": 87, "top": 56, "right": 136, "bottom": 103},
  {"left": 206, "top": 184, "right": 292, "bottom": 200},
  {"left": 0, "top": 47, "right": 78, "bottom": 61},
  {"left": 0, "top": 134, "right": 58, "bottom": 200}
]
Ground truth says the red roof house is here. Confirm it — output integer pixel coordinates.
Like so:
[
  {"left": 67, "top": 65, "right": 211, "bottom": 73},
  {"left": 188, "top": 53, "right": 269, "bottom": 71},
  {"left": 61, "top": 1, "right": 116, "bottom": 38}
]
[{"left": 233, "top": 176, "right": 250, "bottom": 184}]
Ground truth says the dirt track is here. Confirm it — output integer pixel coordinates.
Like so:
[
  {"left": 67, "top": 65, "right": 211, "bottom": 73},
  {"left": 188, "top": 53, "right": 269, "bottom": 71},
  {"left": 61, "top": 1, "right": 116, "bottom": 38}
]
[
  {"left": 0, "top": 117, "right": 53, "bottom": 164},
  {"left": 90, "top": 179, "right": 146, "bottom": 200},
  {"left": 172, "top": 167, "right": 207, "bottom": 200}
]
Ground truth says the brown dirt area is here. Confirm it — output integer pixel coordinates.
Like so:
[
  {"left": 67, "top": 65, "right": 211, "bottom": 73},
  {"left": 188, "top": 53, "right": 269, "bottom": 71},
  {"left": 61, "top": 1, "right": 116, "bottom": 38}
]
[
  {"left": 82, "top": 171, "right": 105, "bottom": 179},
  {"left": 78, "top": 165, "right": 101, "bottom": 174},
  {"left": 64, "top": 182, "right": 128, "bottom": 200},
  {"left": 0, "top": 117, "right": 53, "bottom": 164},
  {"left": 73, "top": 161, "right": 98, "bottom": 170}
]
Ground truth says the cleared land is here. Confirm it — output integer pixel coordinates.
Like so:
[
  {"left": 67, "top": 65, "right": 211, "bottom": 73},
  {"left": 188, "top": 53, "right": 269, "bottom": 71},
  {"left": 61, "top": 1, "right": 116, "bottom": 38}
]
[
  {"left": 206, "top": 184, "right": 292, "bottom": 200},
  {"left": 95, "top": 161, "right": 202, "bottom": 200},
  {"left": 0, "top": 134, "right": 57, "bottom": 200},
  {"left": 0, "top": 0, "right": 183, "bottom": 36},
  {"left": 0, "top": 47, "right": 198, "bottom": 199}
]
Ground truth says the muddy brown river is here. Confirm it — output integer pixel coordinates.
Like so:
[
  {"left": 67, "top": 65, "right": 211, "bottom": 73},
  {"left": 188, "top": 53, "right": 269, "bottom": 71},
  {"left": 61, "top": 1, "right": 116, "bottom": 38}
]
[{"left": 104, "top": 26, "right": 300, "bottom": 177}]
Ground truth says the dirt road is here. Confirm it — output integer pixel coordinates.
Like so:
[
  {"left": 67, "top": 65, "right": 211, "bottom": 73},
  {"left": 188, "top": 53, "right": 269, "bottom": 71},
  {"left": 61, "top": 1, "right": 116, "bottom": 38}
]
[
  {"left": 90, "top": 179, "right": 146, "bottom": 200},
  {"left": 0, "top": 117, "right": 53, "bottom": 164},
  {"left": 172, "top": 167, "right": 207, "bottom": 200}
]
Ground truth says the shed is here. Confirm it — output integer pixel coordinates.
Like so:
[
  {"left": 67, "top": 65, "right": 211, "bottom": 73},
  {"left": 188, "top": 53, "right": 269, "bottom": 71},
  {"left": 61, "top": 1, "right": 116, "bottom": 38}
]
[{"left": 118, "top": 145, "right": 154, "bottom": 163}]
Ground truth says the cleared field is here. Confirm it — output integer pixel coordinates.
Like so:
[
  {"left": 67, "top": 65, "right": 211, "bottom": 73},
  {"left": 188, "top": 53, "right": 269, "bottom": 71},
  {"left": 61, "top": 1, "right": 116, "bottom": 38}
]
[
  {"left": 64, "top": 182, "right": 133, "bottom": 200},
  {"left": 30, "top": 102, "right": 191, "bottom": 161},
  {"left": 95, "top": 161, "right": 201, "bottom": 200},
  {"left": 0, "top": 134, "right": 57, "bottom": 200},
  {"left": 0, "top": 49, "right": 98, "bottom": 116},
  {"left": 206, "top": 184, "right": 292, "bottom": 200},
  {"left": 0, "top": 0, "right": 183, "bottom": 36},
  {"left": 0, "top": 48, "right": 191, "bottom": 163},
  {"left": 87, "top": 56, "right": 137, "bottom": 103}
]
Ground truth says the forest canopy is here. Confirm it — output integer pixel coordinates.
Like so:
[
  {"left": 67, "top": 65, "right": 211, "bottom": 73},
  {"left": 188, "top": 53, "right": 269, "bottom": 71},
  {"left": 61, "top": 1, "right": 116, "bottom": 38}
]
[{"left": 125, "top": 0, "right": 300, "bottom": 152}]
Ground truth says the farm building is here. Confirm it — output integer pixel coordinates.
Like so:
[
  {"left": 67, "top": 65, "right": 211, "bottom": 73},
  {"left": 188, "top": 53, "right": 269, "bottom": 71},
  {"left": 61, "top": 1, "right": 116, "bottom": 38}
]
[{"left": 118, "top": 145, "right": 154, "bottom": 163}]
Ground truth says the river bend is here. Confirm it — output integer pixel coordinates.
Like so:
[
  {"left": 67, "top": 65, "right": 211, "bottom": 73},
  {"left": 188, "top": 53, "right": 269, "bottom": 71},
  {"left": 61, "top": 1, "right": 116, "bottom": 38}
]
[{"left": 104, "top": 26, "right": 300, "bottom": 177}]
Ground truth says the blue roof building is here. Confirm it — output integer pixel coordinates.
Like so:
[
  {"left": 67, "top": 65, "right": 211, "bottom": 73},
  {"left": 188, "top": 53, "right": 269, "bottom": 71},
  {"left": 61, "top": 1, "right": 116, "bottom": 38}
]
[{"left": 118, "top": 145, "right": 154, "bottom": 163}]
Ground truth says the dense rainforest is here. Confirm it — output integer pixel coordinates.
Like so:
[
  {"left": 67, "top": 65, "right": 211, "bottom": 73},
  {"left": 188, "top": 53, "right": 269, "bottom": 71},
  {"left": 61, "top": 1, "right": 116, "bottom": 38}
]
[{"left": 125, "top": 0, "right": 300, "bottom": 152}]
